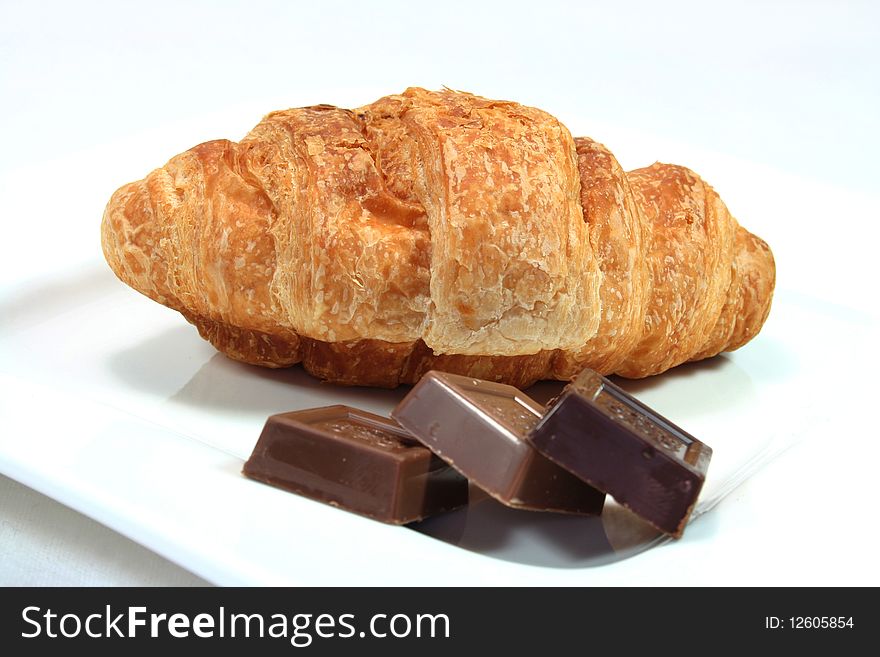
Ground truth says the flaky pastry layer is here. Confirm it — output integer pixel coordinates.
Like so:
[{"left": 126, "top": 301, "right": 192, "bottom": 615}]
[{"left": 102, "top": 88, "right": 775, "bottom": 387}]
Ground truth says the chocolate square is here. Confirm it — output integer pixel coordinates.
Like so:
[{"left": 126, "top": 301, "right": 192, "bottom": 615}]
[
  {"left": 528, "top": 370, "right": 711, "bottom": 537},
  {"left": 243, "top": 405, "right": 468, "bottom": 524},
  {"left": 392, "top": 371, "right": 605, "bottom": 514}
]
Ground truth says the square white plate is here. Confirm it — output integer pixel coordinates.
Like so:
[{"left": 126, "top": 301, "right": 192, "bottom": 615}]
[{"left": 1, "top": 114, "right": 875, "bottom": 585}]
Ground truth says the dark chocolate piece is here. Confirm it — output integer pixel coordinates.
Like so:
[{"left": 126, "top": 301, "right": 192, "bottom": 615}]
[
  {"left": 243, "top": 405, "right": 468, "bottom": 524},
  {"left": 391, "top": 371, "right": 605, "bottom": 514},
  {"left": 528, "top": 369, "right": 712, "bottom": 537}
]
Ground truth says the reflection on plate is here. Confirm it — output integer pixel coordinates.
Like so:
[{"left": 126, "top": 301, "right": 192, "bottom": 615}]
[{"left": 410, "top": 486, "right": 664, "bottom": 568}]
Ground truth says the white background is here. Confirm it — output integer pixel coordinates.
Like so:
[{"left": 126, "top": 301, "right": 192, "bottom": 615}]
[{"left": 1, "top": 0, "right": 879, "bottom": 585}]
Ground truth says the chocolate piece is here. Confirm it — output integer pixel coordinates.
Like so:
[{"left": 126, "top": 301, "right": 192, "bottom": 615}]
[
  {"left": 391, "top": 371, "right": 605, "bottom": 514},
  {"left": 528, "top": 369, "right": 712, "bottom": 537},
  {"left": 243, "top": 405, "right": 468, "bottom": 524}
]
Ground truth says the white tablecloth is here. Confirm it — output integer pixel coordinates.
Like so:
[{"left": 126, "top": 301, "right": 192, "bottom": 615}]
[{"left": 0, "top": 474, "right": 207, "bottom": 586}]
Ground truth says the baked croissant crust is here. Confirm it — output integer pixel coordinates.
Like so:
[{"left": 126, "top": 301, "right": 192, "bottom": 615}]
[{"left": 101, "top": 88, "right": 775, "bottom": 388}]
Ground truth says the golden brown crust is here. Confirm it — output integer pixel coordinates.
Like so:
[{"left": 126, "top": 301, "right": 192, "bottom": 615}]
[
  {"left": 186, "top": 314, "right": 557, "bottom": 389},
  {"left": 366, "top": 89, "right": 600, "bottom": 356},
  {"left": 552, "top": 137, "right": 649, "bottom": 377},
  {"left": 724, "top": 231, "right": 776, "bottom": 352},
  {"left": 184, "top": 312, "right": 301, "bottom": 368},
  {"left": 616, "top": 163, "right": 736, "bottom": 377},
  {"left": 101, "top": 88, "right": 776, "bottom": 387}
]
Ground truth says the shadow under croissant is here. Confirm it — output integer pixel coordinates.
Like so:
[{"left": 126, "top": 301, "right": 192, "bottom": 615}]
[
  {"left": 168, "top": 353, "right": 408, "bottom": 415},
  {"left": 106, "top": 324, "right": 409, "bottom": 416},
  {"left": 612, "top": 355, "right": 758, "bottom": 421},
  {"left": 612, "top": 355, "right": 730, "bottom": 394},
  {"left": 107, "top": 319, "right": 755, "bottom": 416}
]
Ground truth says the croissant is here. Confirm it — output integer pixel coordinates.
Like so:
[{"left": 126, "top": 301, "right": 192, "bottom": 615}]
[{"left": 101, "top": 88, "right": 775, "bottom": 388}]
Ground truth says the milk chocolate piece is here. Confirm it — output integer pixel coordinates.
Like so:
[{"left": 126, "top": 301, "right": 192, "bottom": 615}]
[
  {"left": 528, "top": 369, "right": 712, "bottom": 537},
  {"left": 391, "top": 372, "right": 605, "bottom": 514},
  {"left": 243, "top": 405, "right": 468, "bottom": 524}
]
